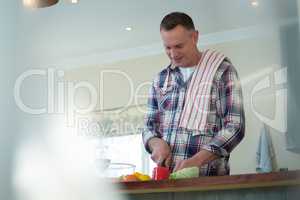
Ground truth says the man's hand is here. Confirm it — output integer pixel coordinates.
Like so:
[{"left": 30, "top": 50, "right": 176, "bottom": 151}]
[
  {"left": 174, "top": 149, "right": 218, "bottom": 172},
  {"left": 148, "top": 137, "right": 171, "bottom": 167},
  {"left": 173, "top": 157, "right": 198, "bottom": 172}
]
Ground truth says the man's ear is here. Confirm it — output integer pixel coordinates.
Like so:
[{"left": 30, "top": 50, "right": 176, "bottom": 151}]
[
  {"left": 193, "top": 30, "right": 199, "bottom": 45},
  {"left": 195, "top": 30, "right": 199, "bottom": 45}
]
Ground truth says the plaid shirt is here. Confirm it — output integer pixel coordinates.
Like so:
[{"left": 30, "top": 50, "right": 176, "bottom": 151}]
[{"left": 142, "top": 60, "right": 245, "bottom": 176}]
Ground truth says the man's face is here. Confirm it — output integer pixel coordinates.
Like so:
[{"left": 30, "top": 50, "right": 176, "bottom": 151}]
[{"left": 160, "top": 25, "right": 198, "bottom": 67}]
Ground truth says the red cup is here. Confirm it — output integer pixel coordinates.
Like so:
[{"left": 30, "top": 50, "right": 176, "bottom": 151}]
[{"left": 152, "top": 166, "right": 170, "bottom": 180}]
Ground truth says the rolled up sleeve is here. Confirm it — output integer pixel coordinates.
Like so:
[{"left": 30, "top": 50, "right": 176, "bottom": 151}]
[{"left": 202, "top": 64, "right": 245, "bottom": 157}]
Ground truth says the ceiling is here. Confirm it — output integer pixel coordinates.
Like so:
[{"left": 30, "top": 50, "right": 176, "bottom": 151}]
[{"left": 16, "top": 0, "right": 298, "bottom": 67}]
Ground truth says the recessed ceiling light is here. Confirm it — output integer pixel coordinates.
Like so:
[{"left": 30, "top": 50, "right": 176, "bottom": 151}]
[
  {"left": 251, "top": 0, "right": 259, "bottom": 7},
  {"left": 125, "top": 27, "right": 132, "bottom": 31},
  {"left": 70, "top": 0, "right": 79, "bottom": 3}
]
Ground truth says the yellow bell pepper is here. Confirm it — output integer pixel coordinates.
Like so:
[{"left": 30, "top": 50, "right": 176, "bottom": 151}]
[{"left": 133, "top": 172, "right": 151, "bottom": 181}]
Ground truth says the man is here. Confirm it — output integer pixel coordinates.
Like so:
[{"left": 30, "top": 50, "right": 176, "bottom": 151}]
[{"left": 142, "top": 12, "right": 245, "bottom": 176}]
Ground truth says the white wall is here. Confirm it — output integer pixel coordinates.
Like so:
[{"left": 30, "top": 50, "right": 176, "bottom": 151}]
[
  {"left": 208, "top": 34, "right": 300, "bottom": 174},
  {"left": 11, "top": 3, "right": 124, "bottom": 200},
  {"left": 0, "top": 1, "right": 17, "bottom": 200}
]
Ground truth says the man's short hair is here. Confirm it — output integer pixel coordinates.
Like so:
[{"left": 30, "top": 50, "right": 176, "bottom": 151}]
[{"left": 160, "top": 12, "right": 195, "bottom": 31}]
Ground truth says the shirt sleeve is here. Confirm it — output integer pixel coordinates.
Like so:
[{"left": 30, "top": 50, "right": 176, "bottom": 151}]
[
  {"left": 202, "top": 63, "right": 245, "bottom": 157},
  {"left": 142, "top": 81, "right": 162, "bottom": 153}
]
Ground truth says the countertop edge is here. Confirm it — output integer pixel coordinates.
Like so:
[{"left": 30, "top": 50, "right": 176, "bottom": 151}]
[{"left": 117, "top": 170, "right": 300, "bottom": 194}]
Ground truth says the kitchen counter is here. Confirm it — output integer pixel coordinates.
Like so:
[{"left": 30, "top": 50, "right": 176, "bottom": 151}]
[{"left": 117, "top": 170, "right": 300, "bottom": 200}]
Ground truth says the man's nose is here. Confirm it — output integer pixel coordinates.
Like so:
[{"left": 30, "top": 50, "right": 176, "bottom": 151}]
[{"left": 170, "top": 49, "right": 179, "bottom": 58}]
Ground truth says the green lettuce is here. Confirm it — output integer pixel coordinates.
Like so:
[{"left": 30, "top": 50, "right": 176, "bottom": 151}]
[{"left": 169, "top": 167, "right": 199, "bottom": 179}]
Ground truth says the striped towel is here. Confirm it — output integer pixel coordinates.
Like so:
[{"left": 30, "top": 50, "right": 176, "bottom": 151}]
[{"left": 178, "top": 49, "right": 226, "bottom": 131}]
